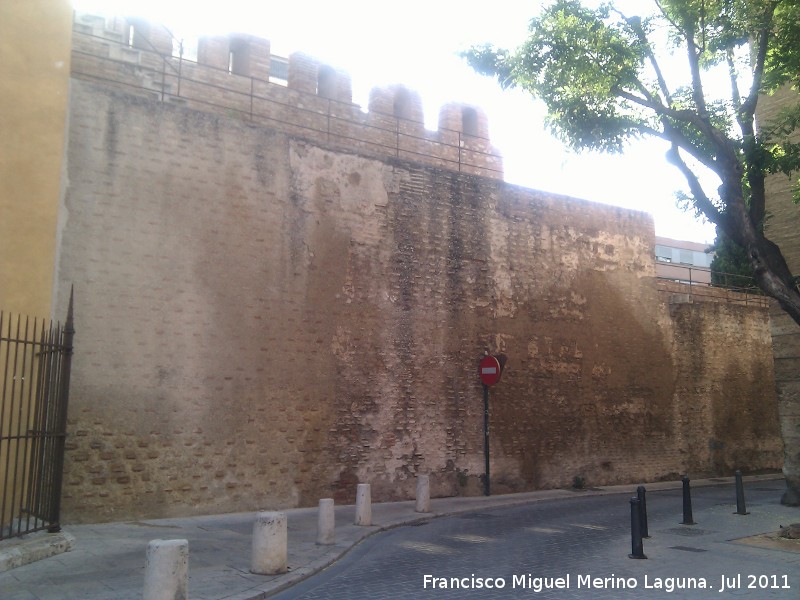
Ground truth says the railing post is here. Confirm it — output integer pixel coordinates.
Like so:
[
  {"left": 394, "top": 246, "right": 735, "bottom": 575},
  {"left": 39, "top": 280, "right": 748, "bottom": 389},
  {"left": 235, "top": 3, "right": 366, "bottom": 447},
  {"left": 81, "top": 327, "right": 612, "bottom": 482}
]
[
  {"left": 458, "top": 131, "right": 462, "bottom": 173},
  {"left": 177, "top": 40, "right": 183, "bottom": 98}
]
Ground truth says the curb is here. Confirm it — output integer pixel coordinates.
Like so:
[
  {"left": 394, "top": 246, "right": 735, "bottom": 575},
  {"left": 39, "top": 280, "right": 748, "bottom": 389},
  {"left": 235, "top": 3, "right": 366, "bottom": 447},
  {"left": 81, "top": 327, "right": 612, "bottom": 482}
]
[{"left": 0, "top": 530, "right": 75, "bottom": 573}]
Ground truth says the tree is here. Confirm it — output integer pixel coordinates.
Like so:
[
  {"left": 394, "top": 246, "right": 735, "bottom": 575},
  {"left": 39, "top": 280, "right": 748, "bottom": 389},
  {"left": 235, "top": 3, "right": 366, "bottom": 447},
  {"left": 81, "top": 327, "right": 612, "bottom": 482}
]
[
  {"left": 464, "top": 0, "right": 800, "bottom": 504},
  {"left": 709, "top": 227, "right": 755, "bottom": 288}
]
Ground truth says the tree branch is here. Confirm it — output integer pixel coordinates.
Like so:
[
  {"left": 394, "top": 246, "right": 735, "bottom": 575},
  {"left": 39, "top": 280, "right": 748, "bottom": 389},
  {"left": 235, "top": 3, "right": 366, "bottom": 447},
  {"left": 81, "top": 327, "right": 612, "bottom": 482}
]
[
  {"left": 624, "top": 12, "right": 672, "bottom": 105},
  {"left": 653, "top": 0, "right": 686, "bottom": 39},
  {"left": 736, "top": 4, "right": 777, "bottom": 226},
  {"left": 684, "top": 28, "right": 709, "bottom": 119},
  {"left": 726, "top": 50, "right": 743, "bottom": 116},
  {"left": 665, "top": 143, "right": 723, "bottom": 226},
  {"left": 615, "top": 88, "right": 723, "bottom": 171},
  {"left": 740, "top": 2, "right": 778, "bottom": 120}
]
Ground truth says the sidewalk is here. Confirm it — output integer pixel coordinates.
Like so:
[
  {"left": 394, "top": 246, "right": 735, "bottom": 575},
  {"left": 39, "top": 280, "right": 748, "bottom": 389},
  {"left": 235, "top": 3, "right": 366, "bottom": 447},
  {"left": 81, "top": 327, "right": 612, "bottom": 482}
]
[{"left": 0, "top": 474, "right": 794, "bottom": 600}]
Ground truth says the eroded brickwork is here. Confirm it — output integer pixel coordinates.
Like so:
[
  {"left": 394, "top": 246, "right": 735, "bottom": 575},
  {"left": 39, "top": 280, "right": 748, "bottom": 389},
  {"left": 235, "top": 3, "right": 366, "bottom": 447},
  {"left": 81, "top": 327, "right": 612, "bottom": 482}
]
[{"left": 54, "top": 78, "right": 782, "bottom": 523}]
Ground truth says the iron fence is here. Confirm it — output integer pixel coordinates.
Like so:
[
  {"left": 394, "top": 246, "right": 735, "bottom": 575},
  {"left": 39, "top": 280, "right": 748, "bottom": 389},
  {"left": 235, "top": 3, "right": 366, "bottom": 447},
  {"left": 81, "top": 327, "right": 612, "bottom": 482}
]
[
  {"left": 0, "top": 292, "right": 74, "bottom": 540},
  {"left": 655, "top": 262, "right": 769, "bottom": 307}
]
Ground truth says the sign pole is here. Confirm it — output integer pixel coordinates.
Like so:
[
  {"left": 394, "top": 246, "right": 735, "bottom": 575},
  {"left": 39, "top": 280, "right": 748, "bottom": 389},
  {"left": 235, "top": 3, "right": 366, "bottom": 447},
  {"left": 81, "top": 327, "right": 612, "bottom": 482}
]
[
  {"left": 478, "top": 353, "right": 501, "bottom": 497},
  {"left": 483, "top": 383, "right": 490, "bottom": 496}
]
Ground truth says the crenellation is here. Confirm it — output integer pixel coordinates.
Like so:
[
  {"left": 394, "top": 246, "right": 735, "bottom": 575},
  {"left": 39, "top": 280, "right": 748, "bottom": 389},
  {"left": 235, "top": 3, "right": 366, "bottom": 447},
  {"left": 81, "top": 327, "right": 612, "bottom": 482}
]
[
  {"left": 229, "top": 34, "right": 271, "bottom": 79},
  {"left": 368, "top": 85, "right": 425, "bottom": 125},
  {"left": 70, "top": 11, "right": 503, "bottom": 178},
  {"left": 438, "top": 103, "right": 490, "bottom": 140},
  {"left": 287, "top": 52, "right": 322, "bottom": 95},
  {"left": 127, "top": 17, "right": 173, "bottom": 56},
  {"left": 315, "top": 64, "right": 353, "bottom": 104},
  {"left": 196, "top": 35, "right": 232, "bottom": 71}
]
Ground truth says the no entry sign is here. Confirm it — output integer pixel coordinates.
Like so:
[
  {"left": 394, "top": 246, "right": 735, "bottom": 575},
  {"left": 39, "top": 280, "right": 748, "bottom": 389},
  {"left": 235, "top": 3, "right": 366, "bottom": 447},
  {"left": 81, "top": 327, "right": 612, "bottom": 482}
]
[{"left": 479, "top": 355, "right": 502, "bottom": 386}]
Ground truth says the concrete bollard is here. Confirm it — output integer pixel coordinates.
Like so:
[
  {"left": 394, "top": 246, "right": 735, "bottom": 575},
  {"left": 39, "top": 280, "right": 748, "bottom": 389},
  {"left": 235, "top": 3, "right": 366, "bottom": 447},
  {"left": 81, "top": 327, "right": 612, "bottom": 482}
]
[
  {"left": 354, "top": 483, "right": 371, "bottom": 526},
  {"left": 317, "top": 498, "right": 335, "bottom": 545},
  {"left": 251, "top": 512, "right": 287, "bottom": 575},
  {"left": 415, "top": 474, "right": 431, "bottom": 513},
  {"left": 143, "top": 539, "right": 189, "bottom": 600}
]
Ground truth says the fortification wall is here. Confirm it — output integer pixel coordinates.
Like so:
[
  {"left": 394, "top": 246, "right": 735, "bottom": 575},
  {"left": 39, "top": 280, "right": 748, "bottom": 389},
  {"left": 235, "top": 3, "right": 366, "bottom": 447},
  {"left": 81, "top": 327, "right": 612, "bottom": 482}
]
[{"left": 54, "top": 75, "right": 782, "bottom": 522}]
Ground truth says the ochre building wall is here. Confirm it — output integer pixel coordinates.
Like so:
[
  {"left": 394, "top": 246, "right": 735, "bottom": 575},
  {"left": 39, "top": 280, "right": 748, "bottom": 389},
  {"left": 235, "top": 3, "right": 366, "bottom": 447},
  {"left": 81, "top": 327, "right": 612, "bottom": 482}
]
[
  {"left": 0, "top": 0, "right": 72, "bottom": 318},
  {"left": 54, "top": 74, "right": 782, "bottom": 522}
]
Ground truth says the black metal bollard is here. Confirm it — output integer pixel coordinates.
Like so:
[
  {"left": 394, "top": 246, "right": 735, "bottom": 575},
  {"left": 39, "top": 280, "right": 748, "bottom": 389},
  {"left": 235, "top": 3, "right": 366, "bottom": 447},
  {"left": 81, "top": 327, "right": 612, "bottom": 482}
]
[
  {"left": 734, "top": 470, "right": 749, "bottom": 515},
  {"left": 629, "top": 497, "right": 647, "bottom": 559},
  {"left": 681, "top": 476, "right": 695, "bottom": 525},
  {"left": 637, "top": 486, "right": 650, "bottom": 538}
]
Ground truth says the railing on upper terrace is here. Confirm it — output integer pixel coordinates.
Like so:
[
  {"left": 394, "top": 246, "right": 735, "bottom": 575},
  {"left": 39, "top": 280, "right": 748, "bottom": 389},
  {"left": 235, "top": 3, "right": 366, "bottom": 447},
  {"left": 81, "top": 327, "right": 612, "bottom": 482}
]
[
  {"left": 655, "top": 262, "right": 769, "bottom": 308},
  {"left": 69, "top": 13, "right": 504, "bottom": 180}
]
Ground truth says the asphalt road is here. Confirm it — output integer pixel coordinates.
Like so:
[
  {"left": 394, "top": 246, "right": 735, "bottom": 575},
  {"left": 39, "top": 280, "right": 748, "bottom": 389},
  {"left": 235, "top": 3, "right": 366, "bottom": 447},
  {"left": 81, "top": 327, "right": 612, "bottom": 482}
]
[{"left": 271, "top": 482, "right": 799, "bottom": 599}]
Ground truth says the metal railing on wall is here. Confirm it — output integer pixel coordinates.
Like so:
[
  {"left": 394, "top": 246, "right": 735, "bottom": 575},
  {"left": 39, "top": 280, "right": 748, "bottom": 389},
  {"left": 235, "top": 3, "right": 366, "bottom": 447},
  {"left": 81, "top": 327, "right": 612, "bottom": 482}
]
[
  {"left": 70, "top": 27, "right": 504, "bottom": 178},
  {"left": 0, "top": 292, "right": 74, "bottom": 540},
  {"left": 655, "top": 262, "right": 768, "bottom": 307}
]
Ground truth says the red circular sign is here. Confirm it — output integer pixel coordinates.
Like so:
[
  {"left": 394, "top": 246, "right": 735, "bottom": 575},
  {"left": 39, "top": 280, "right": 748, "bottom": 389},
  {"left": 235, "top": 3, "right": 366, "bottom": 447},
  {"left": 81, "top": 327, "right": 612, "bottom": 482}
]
[{"left": 479, "top": 355, "right": 502, "bottom": 386}]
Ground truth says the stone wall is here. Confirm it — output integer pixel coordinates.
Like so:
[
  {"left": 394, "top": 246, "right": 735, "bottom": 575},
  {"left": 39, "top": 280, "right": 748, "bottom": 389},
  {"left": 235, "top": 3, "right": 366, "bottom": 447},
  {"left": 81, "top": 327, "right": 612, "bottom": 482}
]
[{"left": 53, "top": 78, "right": 782, "bottom": 523}]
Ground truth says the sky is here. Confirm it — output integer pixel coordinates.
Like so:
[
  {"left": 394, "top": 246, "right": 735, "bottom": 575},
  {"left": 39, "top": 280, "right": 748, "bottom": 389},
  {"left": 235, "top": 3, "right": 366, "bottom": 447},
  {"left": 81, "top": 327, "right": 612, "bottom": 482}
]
[{"left": 70, "top": 0, "right": 721, "bottom": 244}]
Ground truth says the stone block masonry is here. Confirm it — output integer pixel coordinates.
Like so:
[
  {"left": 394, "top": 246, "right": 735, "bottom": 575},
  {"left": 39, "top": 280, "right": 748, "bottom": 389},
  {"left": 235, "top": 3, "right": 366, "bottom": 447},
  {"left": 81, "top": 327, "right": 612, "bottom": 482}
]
[{"left": 52, "top": 14, "right": 783, "bottom": 523}]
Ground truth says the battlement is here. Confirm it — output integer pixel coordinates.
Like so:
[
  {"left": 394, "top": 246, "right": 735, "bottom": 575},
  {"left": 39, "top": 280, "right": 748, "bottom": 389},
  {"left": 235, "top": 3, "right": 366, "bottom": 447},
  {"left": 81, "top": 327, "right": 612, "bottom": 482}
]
[{"left": 70, "top": 12, "right": 503, "bottom": 179}]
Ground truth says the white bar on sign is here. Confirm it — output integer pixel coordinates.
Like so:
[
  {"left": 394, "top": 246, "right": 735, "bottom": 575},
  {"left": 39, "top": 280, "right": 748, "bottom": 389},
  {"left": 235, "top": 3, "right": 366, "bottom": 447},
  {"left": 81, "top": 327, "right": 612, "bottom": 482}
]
[{"left": 481, "top": 367, "right": 497, "bottom": 374}]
